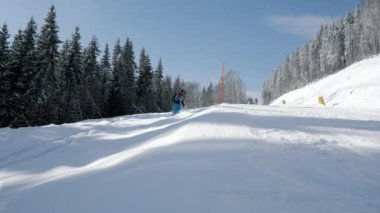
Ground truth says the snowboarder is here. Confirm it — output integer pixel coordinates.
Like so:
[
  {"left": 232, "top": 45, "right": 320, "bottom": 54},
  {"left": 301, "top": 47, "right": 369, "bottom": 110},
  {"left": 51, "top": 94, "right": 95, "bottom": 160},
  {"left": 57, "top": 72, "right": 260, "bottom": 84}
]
[{"left": 172, "top": 90, "right": 185, "bottom": 115}]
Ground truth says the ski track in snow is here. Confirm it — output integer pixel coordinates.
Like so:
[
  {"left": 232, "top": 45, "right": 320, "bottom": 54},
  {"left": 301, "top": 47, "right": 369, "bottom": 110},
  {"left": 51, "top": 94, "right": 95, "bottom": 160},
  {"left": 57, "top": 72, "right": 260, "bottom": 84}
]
[{"left": 0, "top": 104, "right": 380, "bottom": 213}]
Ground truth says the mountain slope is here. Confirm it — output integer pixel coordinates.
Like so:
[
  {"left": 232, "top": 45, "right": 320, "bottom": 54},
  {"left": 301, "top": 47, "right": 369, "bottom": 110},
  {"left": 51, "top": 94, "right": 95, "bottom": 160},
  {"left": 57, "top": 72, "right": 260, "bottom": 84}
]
[
  {"left": 271, "top": 55, "right": 380, "bottom": 108},
  {"left": 1, "top": 104, "right": 380, "bottom": 212}
]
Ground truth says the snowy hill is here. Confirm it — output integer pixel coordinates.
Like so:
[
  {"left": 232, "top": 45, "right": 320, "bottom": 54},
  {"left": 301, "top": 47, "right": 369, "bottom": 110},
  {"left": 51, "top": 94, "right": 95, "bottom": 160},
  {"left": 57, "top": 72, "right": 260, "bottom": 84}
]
[
  {"left": 1, "top": 104, "right": 380, "bottom": 212},
  {"left": 271, "top": 55, "right": 380, "bottom": 108}
]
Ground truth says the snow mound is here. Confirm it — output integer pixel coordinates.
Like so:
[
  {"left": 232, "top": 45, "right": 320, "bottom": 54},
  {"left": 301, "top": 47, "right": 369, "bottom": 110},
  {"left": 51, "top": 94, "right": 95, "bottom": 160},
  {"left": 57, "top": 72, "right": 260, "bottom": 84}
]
[{"left": 271, "top": 55, "right": 380, "bottom": 108}]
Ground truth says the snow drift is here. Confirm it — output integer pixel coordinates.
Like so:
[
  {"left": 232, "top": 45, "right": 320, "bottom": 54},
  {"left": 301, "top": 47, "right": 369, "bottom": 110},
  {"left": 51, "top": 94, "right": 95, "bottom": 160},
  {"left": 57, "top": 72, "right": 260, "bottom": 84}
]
[{"left": 271, "top": 55, "right": 380, "bottom": 108}]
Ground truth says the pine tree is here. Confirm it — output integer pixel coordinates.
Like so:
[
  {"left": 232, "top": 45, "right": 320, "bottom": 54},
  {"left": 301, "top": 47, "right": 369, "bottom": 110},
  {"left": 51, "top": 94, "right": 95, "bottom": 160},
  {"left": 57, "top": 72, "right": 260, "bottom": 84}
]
[
  {"left": 121, "top": 38, "right": 137, "bottom": 114},
  {"left": 343, "top": 11, "right": 353, "bottom": 65},
  {"left": 152, "top": 58, "right": 164, "bottom": 111},
  {"left": 334, "top": 20, "right": 346, "bottom": 72},
  {"left": 19, "top": 18, "right": 37, "bottom": 125},
  {"left": 0, "top": 24, "right": 10, "bottom": 77},
  {"left": 162, "top": 75, "right": 173, "bottom": 111},
  {"left": 201, "top": 87, "right": 207, "bottom": 107},
  {"left": 136, "top": 48, "right": 153, "bottom": 112},
  {"left": 5, "top": 30, "right": 24, "bottom": 126},
  {"left": 184, "top": 81, "right": 201, "bottom": 108},
  {"left": 4, "top": 18, "right": 38, "bottom": 126},
  {"left": 107, "top": 39, "right": 124, "bottom": 116},
  {"left": 361, "top": 0, "right": 378, "bottom": 56},
  {"left": 309, "top": 33, "right": 321, "bottom": 81},
  {"left": 223, "top": 71, "right": 246, "bottom": 104},
  {"left": 59, "top": 27, "right": 83, "bottom": 122},
  {"left": 299, "top": 43, "right": 310, "bottom": 85},
  {"left": 21, "top": 18, "right": 38, "bottom": 120},
  {"left": 99, "top": 44, "right": 111, "bottom": 116},
  {"left": 290, "top": 49, "right": 301, "bottom": 89},
  {"left": 56, "top": 40, "right": 70, "bottom": 122},
  {"left": 32, "top": 5, "right": 61, "bottom": 124},
  {"left": 82, "top": 36, "right": 101, "bottom": 119},
  {"left": 173, "top": 76, "right": 182, "bottom": 94},
  {"left": 354, "top": 5, "right": 365, "bottom": 61},
  {"left": 0, "top": 24, "right": 11, "bottom": 127},
  {"left": 205, "top": 83, "right": 215, "bottom": 107}
]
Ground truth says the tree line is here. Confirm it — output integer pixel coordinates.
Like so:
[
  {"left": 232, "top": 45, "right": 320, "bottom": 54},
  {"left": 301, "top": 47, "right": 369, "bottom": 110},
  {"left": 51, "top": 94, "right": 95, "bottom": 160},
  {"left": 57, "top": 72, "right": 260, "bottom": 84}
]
[
  {"left": 184, "top": 70, "right": 248, "bottom": 109},
  {"left": 0, "top": 6, "right": 175, "bottom": 127},
  {"left": 262, "top": 0, "right": 380, "bottom": 104},
  {"left": 0, "top": 6, "right": 248, "bottom": 128}
]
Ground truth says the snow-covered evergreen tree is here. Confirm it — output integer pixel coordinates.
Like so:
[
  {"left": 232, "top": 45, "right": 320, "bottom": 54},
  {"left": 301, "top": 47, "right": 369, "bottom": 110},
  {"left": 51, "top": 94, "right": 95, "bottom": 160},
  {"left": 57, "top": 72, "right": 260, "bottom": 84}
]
[
  {"left": 4, "top": 18, "right": 38, "bottom": 126},
  {"left": 121, "top": 38, "right": 137, "bottom": 114},
  {"left": 222, "top": 71, "right": 246, "bottom": 104},
  {"left": 99, "top": 44, "right": 111, "bottom": 116},
  {"left": 153, "top": 58, "right": 164, "bottom": 111},
  {"left": 136, "top": 48, "right": 153, "bottom": 113},
  {"left": 173, "top": 76, "right": 182, "bottom": 94},
  {"left": 343, "top": 11, "right": 356, "bottom": 66},
  {"left": 21, "top": 18, "right": 38, "bottom": 122},
  {"left": 59, "top": 27, "right": 83, "bottom": 122},
  {"left": 184, "top": 81, "right": 201, "bottom": 109},
  {"left": 108, "top": 39, "right": 124, "bottom": 116},
  {"left": 56, "top": 40, "right": 70, "bottom": 122},
  {"left": 82, "top": 36, "right": 101, "bottom": 119},
  {"left": 202, "top": 83, "right": 215, "bottom": 107},
  {"left": 0, "top": 24, "right": 10, "bottom": 78},
  {"left": 0, "top": 24, "right": 11, "bottom": 127},
  {"left": 162, "top": 75, "right": 173, "bottom": 112},
  {"left": 32, "top": 5, "right": 61, "bottom": 124}
]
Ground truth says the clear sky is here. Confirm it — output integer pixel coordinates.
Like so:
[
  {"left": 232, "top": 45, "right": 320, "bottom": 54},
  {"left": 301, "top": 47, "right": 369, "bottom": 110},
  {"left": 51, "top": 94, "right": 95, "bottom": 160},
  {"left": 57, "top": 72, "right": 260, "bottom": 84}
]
[{"left": 0, "top": 0, "right": 359, "bottom": 98}]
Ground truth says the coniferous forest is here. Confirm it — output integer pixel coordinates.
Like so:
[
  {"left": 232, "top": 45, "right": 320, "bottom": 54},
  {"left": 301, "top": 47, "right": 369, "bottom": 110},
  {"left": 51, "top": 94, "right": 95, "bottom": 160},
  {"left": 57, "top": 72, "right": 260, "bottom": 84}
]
[
  {"left": 262, "top": 0, "right": 380, "bottom": 104},
  {"left": 0, "top": 6, "right": 248, "bottom": 128}
]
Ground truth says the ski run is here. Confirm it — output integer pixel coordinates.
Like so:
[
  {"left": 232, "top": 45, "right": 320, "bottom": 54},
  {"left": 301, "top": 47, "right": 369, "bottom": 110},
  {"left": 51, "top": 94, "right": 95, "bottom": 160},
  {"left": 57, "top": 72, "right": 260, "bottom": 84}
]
[{"left": 1, "top": 103, "right": 380, "bottom": 212}]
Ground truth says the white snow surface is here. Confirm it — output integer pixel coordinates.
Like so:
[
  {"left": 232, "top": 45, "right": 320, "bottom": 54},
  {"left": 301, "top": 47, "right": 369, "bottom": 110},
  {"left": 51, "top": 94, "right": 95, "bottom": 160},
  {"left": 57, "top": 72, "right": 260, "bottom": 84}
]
[
  {"left": 271, "top": 55, "right": 380, "bottom": 108},
  {"left": 1, "top": 104, "right": 380, "bottom": 213}
]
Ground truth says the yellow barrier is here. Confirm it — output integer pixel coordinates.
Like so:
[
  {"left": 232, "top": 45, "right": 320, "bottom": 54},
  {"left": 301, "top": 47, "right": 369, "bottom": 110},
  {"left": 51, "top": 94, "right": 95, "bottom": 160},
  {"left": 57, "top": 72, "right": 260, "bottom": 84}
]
[{"left": 318, "top": 96, "right": 325, "bottom": 105}]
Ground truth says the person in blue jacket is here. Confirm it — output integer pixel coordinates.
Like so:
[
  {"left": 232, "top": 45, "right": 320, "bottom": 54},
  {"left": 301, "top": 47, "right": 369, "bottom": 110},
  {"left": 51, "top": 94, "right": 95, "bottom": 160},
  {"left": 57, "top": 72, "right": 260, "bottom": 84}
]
[{"left": 172, "top": 90, "right": 185, "bottom": 115}]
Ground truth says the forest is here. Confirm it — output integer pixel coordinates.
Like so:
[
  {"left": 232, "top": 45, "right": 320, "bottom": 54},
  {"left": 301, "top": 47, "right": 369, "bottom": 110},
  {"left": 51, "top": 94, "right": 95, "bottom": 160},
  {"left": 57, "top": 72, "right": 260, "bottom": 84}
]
[
  {"left": 262, "top": 0, "right": 380, "bottom": 104},
  {"left": 0, "top": 6, "right": 247, "bottom": 128}
]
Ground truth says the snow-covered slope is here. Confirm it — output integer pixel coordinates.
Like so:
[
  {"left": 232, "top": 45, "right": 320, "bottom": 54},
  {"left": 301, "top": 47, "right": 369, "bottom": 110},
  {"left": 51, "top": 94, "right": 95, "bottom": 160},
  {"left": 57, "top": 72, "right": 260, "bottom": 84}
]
[
  {"left": 271, "top": 55, "right": 380, "bottom": 108},
  {"left": 1, "top": 104, "right": 380, "bottom": 213}
]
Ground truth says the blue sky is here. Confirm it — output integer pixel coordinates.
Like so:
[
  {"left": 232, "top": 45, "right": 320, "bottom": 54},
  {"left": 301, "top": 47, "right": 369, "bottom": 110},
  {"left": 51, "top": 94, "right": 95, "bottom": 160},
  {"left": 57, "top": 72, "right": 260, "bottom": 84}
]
[{"left": 0, "top": 0, "right": 359, "bottom": 98}]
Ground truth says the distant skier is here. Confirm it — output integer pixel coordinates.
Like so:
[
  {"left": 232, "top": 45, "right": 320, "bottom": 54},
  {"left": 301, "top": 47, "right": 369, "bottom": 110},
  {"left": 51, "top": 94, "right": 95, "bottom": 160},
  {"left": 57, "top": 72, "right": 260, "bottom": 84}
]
[{"left": 172, "top": 90, "right": 185, "bottom": 115}]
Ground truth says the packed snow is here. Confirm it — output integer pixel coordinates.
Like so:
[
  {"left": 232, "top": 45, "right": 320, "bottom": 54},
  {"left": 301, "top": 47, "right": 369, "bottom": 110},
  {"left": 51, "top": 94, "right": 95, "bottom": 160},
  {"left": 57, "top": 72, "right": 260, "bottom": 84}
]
[
  {"left": 271, "top": 55, "right": 380, "bottom": 108},
  {"left": 1, "top": 104, "right": 380, "bottom": 212}
]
